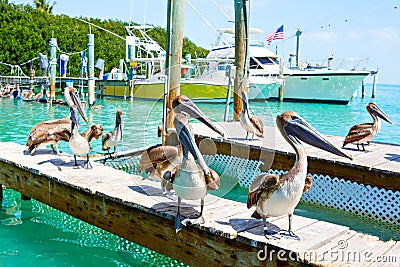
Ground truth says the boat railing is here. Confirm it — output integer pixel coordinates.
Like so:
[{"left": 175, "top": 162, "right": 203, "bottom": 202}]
[{"left": 295, "top": 57, "right": 370, "bottom": 71}]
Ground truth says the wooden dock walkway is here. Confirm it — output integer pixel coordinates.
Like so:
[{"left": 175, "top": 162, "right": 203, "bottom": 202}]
[
  {"left": 0, "top": 141, "right": 398, "bottom": 266},
  {"left": 191, "top": 121, "right": 400, "bottom": 192}
]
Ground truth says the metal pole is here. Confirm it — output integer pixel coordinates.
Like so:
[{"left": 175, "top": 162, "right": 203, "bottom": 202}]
[
  {"left": 279, "top": 57, "right": 284, "bottom": 101},
  {"left": 361, "top": 80, "right": 365, "bottom": 98},
  {"left": 224, "top": 65, "right": 233, "bottom": 122},
  {"left": 295, "top": 29, "right": 302, "bottom": 68},
  {"left": 49, "top": 38, "right": 57, "bottom": 103},
  {"left": 87, "top": 34, "right": 95, "bottom": 106},
  {"left": 161, "top": 75, "right": 169, "bottom": 145},
  {"left": 372, "top": 69, "right": 378, "bottom": 98}
]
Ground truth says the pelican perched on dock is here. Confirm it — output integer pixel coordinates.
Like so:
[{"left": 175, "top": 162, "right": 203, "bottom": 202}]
[
  {"left": 343, "top": 102, "right": 392, "bottom": 151},
  {"left": 102, "top": 109, "right": 123, "bottom": 154},
  {"left": 173, "top": 113, "right": 220, "bottom": 232},
  {"left": 26, "top": 88, "right": 89, "bottom": 155},
  {"left": 26, "top": 118, "right": 103, "bottom": 155},
  {"left": 240, "top": 91, "right": 264, "bottom": 140},
  {"left": 247, "top": 111, "right": 352, "bottom": 240},
  {"left": 69, "top": 107, "right": 92, "bottom": 169}
]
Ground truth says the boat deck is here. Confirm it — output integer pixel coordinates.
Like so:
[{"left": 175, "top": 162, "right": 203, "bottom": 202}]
[{"left": 0, "top": 141, "right": 398, "bottom": 266}]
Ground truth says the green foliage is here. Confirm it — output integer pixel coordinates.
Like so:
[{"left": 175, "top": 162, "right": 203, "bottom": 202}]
[{"left": 0, "top": 2, "right": 209, "bottom": 77}]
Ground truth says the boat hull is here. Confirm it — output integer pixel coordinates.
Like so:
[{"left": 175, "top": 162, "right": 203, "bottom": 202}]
[
  {"left": 267, "top": 72, "right": 369, "bottom": 104},
  {"left": 97, "top": 79, "right": 281, "bottom": 103}
]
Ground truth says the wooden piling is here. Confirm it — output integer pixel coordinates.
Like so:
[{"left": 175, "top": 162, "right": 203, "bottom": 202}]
[
  {"left": 361, "top": 80, "right": 365, "bottom": 98},
  {"left": 87, "top": 34, "right": 95, "bottom": 106},
  {"left": 49, "top": 38, "right": 57, "bottom": 102},
  {"left": 278, "top": 57, "right": 284, "bottom": 102},
  {"left": 166, "top": 0, "right": 184, "bottom": 135},
  {"left": 233, "top": 0, "right": 247, "bottom": 121}
]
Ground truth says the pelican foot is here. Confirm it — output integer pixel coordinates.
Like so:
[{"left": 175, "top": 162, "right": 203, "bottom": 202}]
[
  {"left": 175, "top": 214, "right": 184, "bottom": 233},
  {"left": 73, "top": 164, "right": 81, "bottom": 169},
  {"left": 83, "top": 161, "right": 93, "bottom": 169},
  {"left": 182, "top": 216, "right": 205, "bottom": 226},
  {"left": 279, "top": 230, "right": 300, "bottom": 241},
  {"left": 264, "top": 229, "right": 281, "bottom": 239}
]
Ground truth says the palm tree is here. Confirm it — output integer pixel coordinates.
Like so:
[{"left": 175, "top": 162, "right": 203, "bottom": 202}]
[{"left": 34, "top": 0, "right": 56, "bottom": 14}]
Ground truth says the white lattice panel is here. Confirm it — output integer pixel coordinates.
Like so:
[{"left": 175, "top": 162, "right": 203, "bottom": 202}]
[{"left": 201, "top": 154, "right": 399, "bottom": 226}]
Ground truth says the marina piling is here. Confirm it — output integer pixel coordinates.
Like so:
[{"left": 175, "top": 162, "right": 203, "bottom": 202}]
[
  {"left": 233, "top": 0, "right": 247, "bottom": 121},
  {"left": 87, "top": 33, "right": 95, "bottom": 106},
  {"left": 372, "top": 69, "right": 378, "bottom": 98},
  {"left": 49, "top": 38, "right": 57, "bottom": 102}
]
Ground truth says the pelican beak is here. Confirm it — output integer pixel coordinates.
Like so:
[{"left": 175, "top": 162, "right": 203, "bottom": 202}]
[
  {"left": 174, "top": 114, "right": 199, "bottom": 160},
  {"left": 285, "top": 116, "right": 353, "bottom": 160},
  {"left": 70, "top": 91, "right": 88, "bottom": 124},
  {"left": 372, "top": 105, "right": 392, "bottom": 124},
  {"left": 174, "top": 98, "right": 224, "bottom": 137},
  {"left": 117, "top": 111, "right": 123, "bottom": 138},
  {"left": 70, "top": 107, "right": 79, "bottom": 132},
  {"left": 241, "top": 91, "right": 248, "bottom": 110}
]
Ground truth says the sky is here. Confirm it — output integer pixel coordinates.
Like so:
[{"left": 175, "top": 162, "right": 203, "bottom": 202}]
[{"left": 11, "top": 0, "right": 400, "bottom": 84}]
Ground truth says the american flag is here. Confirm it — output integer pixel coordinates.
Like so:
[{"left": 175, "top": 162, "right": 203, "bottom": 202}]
[{"left": 265, "top": 25, "right": 284, "bottom": 45}]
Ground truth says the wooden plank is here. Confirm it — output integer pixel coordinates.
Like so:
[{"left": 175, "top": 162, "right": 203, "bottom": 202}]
[{"left": 367, "top": 241, "right": 400, "bottom": 267}]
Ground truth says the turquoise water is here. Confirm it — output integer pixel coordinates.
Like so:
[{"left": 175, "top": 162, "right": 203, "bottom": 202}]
[{"left": 0, "top": 84, "right": 399, "bottom": 266}]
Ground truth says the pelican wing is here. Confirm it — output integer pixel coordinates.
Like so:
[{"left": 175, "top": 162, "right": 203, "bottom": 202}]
[
  {"left": 249, "top": 114, "right": 264, "bottom": 137},
  {"left": 138, "top": 145, "right": 179, "bottom": 173},
  {"left": 247, "top": 173, "right": 279, "bottom": 208},
  {"left": 343, "top": 123, "right": 373, "bottom": 146},
  {"left": 303, "top": 175, "right": 313, "bottom": 193},
  {"left": 205, "top": 169, "right": 220, "bottom": 190}
]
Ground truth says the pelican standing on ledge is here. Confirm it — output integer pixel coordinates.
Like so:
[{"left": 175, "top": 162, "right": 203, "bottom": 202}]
[
  {"left": 102, "top": 109, "right": 123, "bottom": 154},
  {"left": 343, "top": 102, "right": 392, "bottom": 151},
  {"left": 139, "top": 95, "right": 223, "bottom": 194},
  {"left": 69, "top": 108, "right": 91, "bottom": 169},
  {"left": 173, "top": 113, "right": 220, "bottom": 232},
  {"left": 247, "top": 111, "right": 352, "bottom": 240},
  {"left": 240, "top": 91, "right": 264, "bottom": 140}
]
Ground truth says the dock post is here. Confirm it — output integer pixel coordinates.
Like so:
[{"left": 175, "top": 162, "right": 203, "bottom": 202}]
[
  {"left": 233, "top": 0, "right": 248, "bottom": 121},
  {"left": 49, "top": 38, "right": 57, "bottom": 103},
  {"left": 166, "top": 0, "right": 184, "bottom": 139},
  {"left": 87, "top": 34, "right": 95, "bottom": 107},
  {"left": 372, "top": 69, "right": 378, "bottom": 98},
  {"left": 278, "top": 57, "right": 284, "bottom": 102},
  {"left": 224, "top": 65, "right": 234, "bottom": 122},
  {"left": 361, "top": 80, "right": 365, "bottom": 98}
]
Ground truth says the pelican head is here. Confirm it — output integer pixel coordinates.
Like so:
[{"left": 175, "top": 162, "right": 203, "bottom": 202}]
[
  {"left": 277, "top": 111, "right": 352, "bottom": 160},
  {"left": 367, "top": 102, "right": 392, "bottom": 124},
  {"left": 172, "top": 95, "right": 224, "bottom": 137},
  {"left": 64, "top": 87, "right": 88, "bottom": 124}
]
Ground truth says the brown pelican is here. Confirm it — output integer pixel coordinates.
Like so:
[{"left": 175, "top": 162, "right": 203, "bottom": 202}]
[
  {"left": 102, "top": 109, "right": 123, "bottom": 154},
  {"left": 247, "top": 111, "right": 352, "bottom": 239},
  {"left": 26, "top": 118, "right": 103, "bottom": 155},
  {"left": 68, "top": 108, "right": 91, "bottom": 168},
  {"left": 343, "top": 102, "right": 392, "bottom": 151},
  {"left": 172, "top": 95, "right": 224, "bottom": 137},
  {"left": 240, "top": 91, "right": 264, "bottom": 140},
  {"left": 139, "top": 95, "right": 223, "bottom": 192},
  {"left": 173, "top": 113, "right": 220, "bottom": 232}
]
